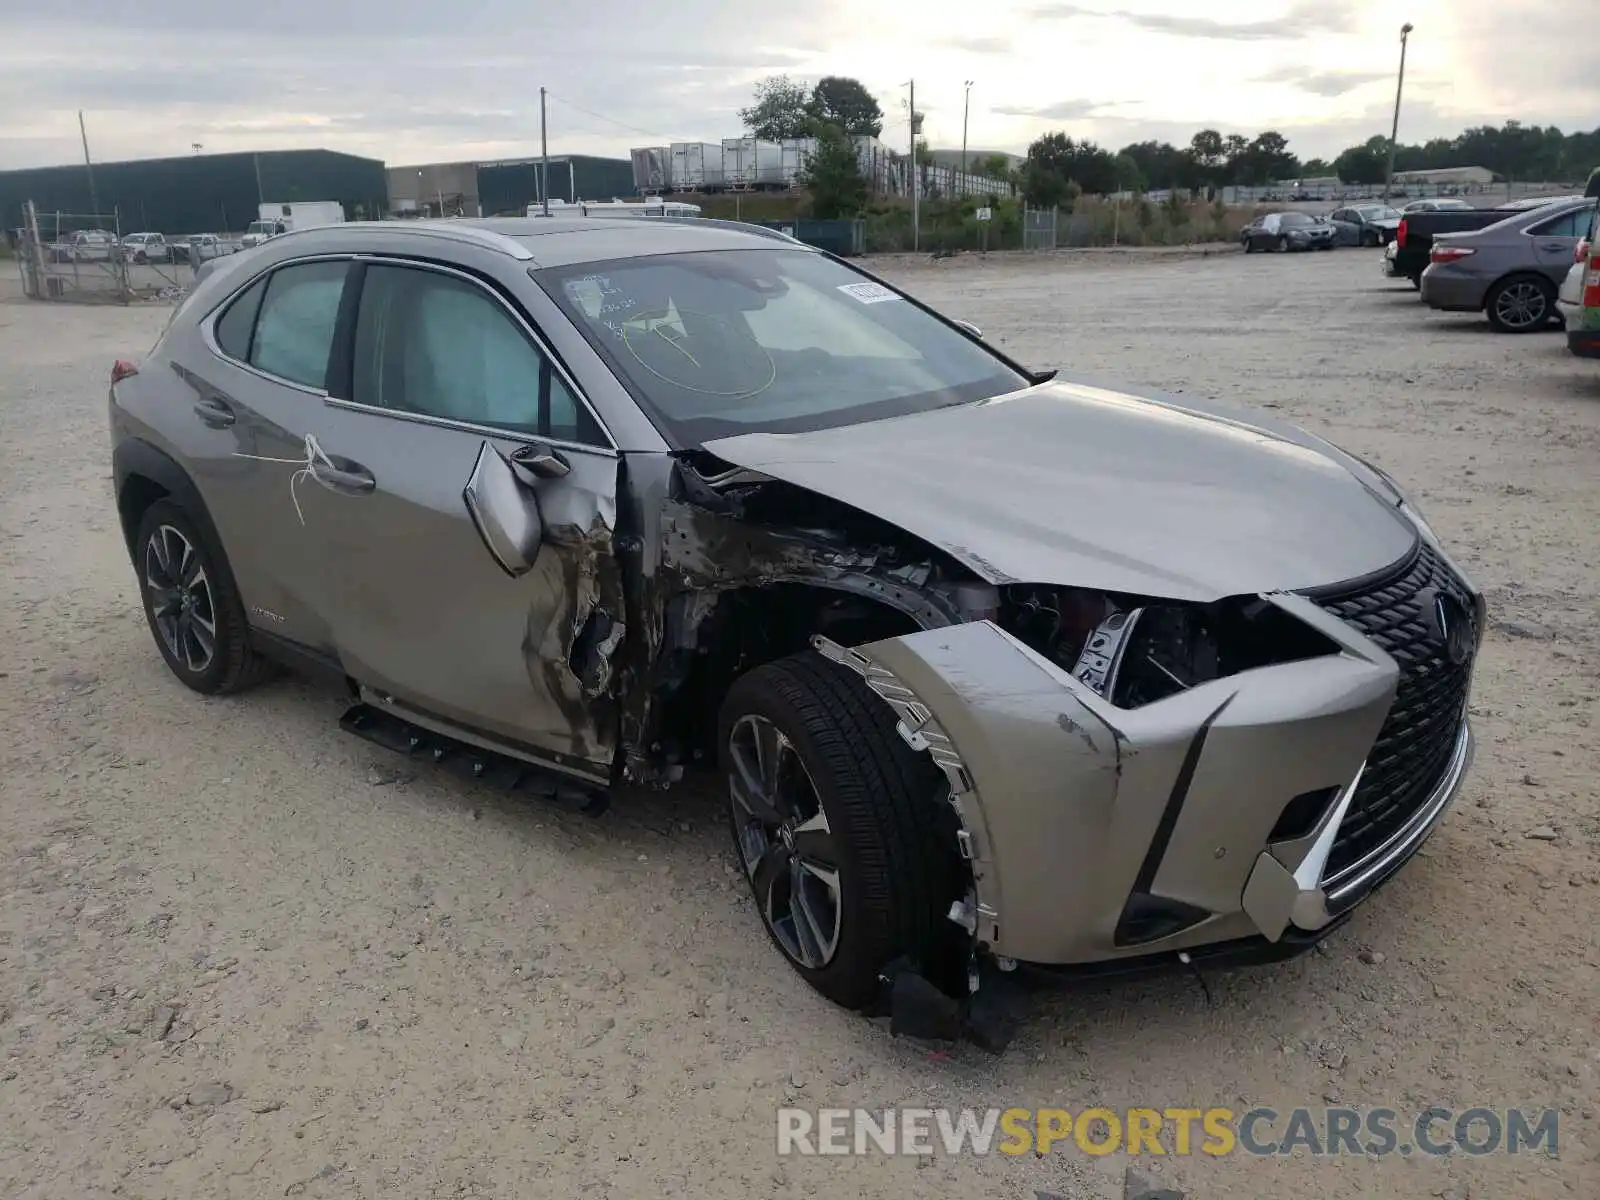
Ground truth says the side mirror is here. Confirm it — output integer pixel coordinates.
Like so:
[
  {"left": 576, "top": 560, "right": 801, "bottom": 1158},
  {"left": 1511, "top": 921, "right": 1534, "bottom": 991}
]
[
  {"left": 510, "top": 442, "right": 571, "bottom": 481},
  {"left": 953, "top": 319, "right": 983, "bottom": 339},
  {"left": 464, "top": 442, "right": 544, "bottom": 578}
]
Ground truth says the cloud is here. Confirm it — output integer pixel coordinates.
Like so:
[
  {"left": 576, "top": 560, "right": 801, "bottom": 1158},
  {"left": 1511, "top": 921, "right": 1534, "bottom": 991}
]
[
  {"left": 939, "top": 35, "right": 1013, "bottom": 53},
  {"left": 1030, "top": 2, "right": 1339, "bottom": 40},
  {"left": 993, "top": 98, "right": 1137, "bottom": 121},
  {"left": 1255, "top": 68, "right": 1392, "bottom": 97}
]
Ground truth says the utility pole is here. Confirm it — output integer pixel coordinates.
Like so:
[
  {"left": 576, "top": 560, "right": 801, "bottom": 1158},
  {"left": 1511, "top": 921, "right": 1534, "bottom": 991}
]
[
  {"left": 1383, "top": 22, "right": 1413, "bottom": 201},
  {"left": 539, "top": 87, "right": 551, "bottom": 216},
  {"left": 78, "top": 110, "right": 100, "bottom": 217},
  {"left": 961, "top": 81, "right": 973, "bottom": 176},
  {"left": 906, "top": 79, "right": 919, "bottom": 253}
]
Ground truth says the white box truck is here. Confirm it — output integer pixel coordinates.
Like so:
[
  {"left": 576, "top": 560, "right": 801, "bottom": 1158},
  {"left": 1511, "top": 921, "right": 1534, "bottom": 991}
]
[{"left": 241, "top": 201, "right": 347, "bottom": 248}]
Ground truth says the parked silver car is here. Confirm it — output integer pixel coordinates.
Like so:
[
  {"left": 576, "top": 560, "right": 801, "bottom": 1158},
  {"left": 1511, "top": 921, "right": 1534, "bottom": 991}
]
[
  {"left": 1421, "top": 199, "right": 1594, "bottom": 332},
  {"left": 108, "top": 218, "right": 1484, "bottom": 1030}
]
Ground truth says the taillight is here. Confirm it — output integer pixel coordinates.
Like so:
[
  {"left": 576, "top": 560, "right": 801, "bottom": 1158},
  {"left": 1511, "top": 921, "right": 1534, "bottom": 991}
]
[
  {"left": 1584, "top": 252, "right": 1600, "bottom": 307},
  {"left": 1396, "top": 218, "right": 1407, "bottom": 248},
  {"left": 111, "top": 359, "right": 139, "bottom": 384},
  {"left": 1431, "top": 245, "right": 1475, "bottom": 264}
]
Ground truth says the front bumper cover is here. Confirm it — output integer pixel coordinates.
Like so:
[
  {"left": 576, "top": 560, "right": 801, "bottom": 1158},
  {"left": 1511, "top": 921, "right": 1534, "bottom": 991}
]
[{"left": 817, "top": 584, "right": 1476, "bottom": 968}]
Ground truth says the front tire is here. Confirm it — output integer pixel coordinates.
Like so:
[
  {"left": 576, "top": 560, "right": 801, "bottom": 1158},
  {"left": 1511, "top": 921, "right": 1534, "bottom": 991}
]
[
  {"left": 718, "top": 654, "right": 962, "bottom": 1009},
  {"left": 1276, "top": 235, "right": 1290, "bottom": 252},
  {"left": 133, "top": 499, "right": 274, "bottom": 695}
]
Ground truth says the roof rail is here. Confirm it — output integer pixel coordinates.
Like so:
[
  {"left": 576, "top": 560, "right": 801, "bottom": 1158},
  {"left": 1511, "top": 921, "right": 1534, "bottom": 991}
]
[
  {"left": 651, "top": 216, "right": 806, "bottom": 245},
  {"left": 269, "top": 219, "right": 536, "bottom": 261}
]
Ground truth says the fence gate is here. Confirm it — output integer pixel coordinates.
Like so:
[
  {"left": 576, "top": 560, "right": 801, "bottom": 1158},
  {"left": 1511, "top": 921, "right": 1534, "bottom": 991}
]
[
  {"left": 1023, "top": 207, "right": 1058, "bottom": 251},
  {"left": 17, "top": 201, "right": 134, "bottom": 303}
]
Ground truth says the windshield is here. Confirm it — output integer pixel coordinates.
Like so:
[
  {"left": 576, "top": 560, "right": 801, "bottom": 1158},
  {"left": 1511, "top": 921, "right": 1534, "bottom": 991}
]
[
  {"left": 247, "top": 221, "right": 274, "bottom": 234},
  {"left": 537, "top": 248, "right": 1029, "bottom": 444},
  {"left": 1357, "top": 206, "right": 1401, "bottom": 220},
  {"left": 1278, "top": 213, "right": 1315, "bottom": 227}
]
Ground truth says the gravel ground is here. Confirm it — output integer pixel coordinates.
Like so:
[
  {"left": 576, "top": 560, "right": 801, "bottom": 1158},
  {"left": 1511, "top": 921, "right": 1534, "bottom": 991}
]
[{"left": 1, "top": 248, "right": 1597, "bottom": 1200}]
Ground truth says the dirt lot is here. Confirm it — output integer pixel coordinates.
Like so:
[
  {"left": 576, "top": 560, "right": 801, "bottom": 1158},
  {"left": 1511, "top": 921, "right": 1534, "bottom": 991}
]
[{"left": 2, "top": 248, "right": 1597, "bottom": 1200}]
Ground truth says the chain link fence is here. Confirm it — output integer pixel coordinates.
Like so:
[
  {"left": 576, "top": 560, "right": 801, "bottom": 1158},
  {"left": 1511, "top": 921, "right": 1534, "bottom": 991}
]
[{"left": 15, "top": 201, "right": 197, "bottom": 304}]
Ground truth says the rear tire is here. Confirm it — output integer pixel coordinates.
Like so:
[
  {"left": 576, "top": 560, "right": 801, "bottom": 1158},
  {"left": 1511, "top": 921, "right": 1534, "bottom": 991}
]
[
  {"left": 718, "top": 653, "right": 962, "bottom": 1009},
  {"left": 133, "top": 499, "right": 275, "bottom": 695},
  {"left": 1485, "top": 274, "right": 1556, "bottom": 334}
]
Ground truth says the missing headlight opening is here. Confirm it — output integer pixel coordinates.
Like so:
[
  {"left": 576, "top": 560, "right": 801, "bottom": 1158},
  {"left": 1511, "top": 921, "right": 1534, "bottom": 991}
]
[{"left": 1000, "top": 587, "right": 1341, "bottom": 707}]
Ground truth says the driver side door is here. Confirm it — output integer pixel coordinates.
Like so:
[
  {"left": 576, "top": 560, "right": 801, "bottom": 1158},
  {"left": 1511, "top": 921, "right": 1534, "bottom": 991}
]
[{"left": 303, "top": 259, "right": 624, "bottom": 782}]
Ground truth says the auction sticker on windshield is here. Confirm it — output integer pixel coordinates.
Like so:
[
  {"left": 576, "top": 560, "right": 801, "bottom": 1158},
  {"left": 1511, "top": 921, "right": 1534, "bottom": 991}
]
[{"left": 837, "top": 281, "right": 902, "bottom": 304}]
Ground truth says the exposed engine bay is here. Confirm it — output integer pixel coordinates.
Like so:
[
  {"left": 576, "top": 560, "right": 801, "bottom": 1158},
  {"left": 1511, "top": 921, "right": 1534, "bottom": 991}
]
[{"left": 999, "top": 586, "right": 1341, "bottom": 709}]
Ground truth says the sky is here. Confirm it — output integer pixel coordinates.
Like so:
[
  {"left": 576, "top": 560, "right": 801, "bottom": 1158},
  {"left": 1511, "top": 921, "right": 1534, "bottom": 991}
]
[{"left": 0, "top": 0, "right": 1591, "bottom": 171}]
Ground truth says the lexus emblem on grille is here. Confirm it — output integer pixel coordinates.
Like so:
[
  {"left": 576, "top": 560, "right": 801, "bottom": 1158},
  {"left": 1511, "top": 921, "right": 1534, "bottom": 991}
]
[{"left": 1432, "top": 592, "right": 1475, "bottom": 665}]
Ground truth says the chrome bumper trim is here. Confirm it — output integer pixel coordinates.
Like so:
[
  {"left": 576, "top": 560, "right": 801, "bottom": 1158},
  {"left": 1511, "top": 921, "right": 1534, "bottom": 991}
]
[{"left": 1322, "top": 720, "right": 1472, "bottom": 908}]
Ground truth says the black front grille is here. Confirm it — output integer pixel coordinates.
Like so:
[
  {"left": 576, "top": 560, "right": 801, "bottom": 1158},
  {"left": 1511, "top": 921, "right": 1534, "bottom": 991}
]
[{"left": 1307, "top": 541, "right": 1474, "bottom": 879}]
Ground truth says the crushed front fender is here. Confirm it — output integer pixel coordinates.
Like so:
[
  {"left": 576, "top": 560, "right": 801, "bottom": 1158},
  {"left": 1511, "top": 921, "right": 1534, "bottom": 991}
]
[{"left": 817, "top": 595, "right": 1460, "bottom": 967}]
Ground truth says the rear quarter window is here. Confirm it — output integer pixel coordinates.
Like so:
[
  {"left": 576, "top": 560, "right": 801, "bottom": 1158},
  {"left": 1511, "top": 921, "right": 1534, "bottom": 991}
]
[{"left": 214, "top": 275, "right": 268, "bottom": 360}]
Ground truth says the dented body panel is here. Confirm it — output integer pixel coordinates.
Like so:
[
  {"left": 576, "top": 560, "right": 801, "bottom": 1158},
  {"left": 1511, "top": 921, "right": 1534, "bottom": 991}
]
[
  {"left": 702, "top": 378, "right": 1419, "bottom": 599},
  {"left": 833, "top": 597, "right": 1470, "bottom": 965}
]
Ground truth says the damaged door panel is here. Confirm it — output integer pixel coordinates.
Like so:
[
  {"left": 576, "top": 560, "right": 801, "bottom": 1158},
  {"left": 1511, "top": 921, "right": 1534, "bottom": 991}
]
[
  {"left": 830, "top": 616, "right": 1399, "bottom": 966},
  {"left": 307, "top": 402, "right": 624, "bottom": 782}
]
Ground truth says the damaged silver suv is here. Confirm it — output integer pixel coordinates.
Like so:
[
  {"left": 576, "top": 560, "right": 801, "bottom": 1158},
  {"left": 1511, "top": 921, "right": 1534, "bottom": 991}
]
[{"left": 109, "top": 217, "right": 1483, "bottom": 1024}]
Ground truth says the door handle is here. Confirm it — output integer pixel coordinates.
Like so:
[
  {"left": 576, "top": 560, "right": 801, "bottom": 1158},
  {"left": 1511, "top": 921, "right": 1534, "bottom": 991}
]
[
  {"left": 310, "top": 458, "right": 376, "bottom": 494},
  {"left": 192, "top": 398, "right": 235, "bottom": 428}
]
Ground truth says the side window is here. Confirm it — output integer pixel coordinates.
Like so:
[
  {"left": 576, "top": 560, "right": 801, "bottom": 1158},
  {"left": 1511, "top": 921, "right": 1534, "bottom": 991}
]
[
  {"left": 353, "top": 264, "right": 606, "bottom": 445},
  {"left": 214, "top": 275, "right": 268, "bottom": 361},
  {"left": 1532, "top": 209, "right": 1584, "bottom": 238},
  {"left": 249, "top": 261, "right": 347, "bottom": 389}
]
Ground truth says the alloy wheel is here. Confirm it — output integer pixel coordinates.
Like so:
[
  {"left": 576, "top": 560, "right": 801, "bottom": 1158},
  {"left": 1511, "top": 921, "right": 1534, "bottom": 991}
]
[
  {"left": 1493, "top": 281, "right": 1548, "bottom": 330},
  {"left": 727, "top": 713, "right": 843, "bottom": 970},
  {"left": 144, "top": 524, "right": 218, "bottom": 674}
]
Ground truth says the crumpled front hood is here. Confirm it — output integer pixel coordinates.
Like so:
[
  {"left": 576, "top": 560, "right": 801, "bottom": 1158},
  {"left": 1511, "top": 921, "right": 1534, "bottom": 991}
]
[{"left": 700, "top": 377, "right": 1418, "bottom": 601}]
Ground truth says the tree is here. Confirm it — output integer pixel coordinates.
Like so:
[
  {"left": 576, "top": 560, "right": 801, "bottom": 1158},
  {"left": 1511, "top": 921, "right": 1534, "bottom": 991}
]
[
  {"left": 1188, "top": 129, "right": 1226, "bottom": 187},
  {"left": 1301, "top": 157, "right": 1331, "bottom": 177},
  {"left": 1229, "top": 131, "right": 1299, "bottom": 186},
  {"left": 802, "top": 125, "right": 868, "bottom": 218},
  {"left": 1118, "top": 140, "right": 1191, "bottom": 191},
  {"left": 1333, "top": 139, "right": 1388, "bottom": 185},
  {"left": 974, "top": 153, "right": 1012, "bottom": 180},
  {"left": 1112, "top": 152, "right": 1145, "bottom": 194},
  {"left": 806, "top": 76, "right": 883, "bottom": 138},
  {"left": 1020, "top": 131, "right": 1120, "bottom": 205},
  {"left": 739, "top": 75, "right": 813, "bottom": 141}
]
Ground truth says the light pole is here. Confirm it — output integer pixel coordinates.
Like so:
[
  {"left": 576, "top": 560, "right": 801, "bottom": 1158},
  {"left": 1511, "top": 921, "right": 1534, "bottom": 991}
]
[
  {"left": 961, "top": 80, "right": 974, "bottom": 176},
  {"left": 1383, "top": 22, "right": 1413, "bottom": 200}
]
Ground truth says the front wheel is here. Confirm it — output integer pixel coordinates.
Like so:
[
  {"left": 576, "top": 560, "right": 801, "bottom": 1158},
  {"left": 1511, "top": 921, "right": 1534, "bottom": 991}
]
[
  {"left": 1361, "top": 230, "right": 1378, "bottom": 248},
  {"left": 1276, "top": 235, "right": 1290, "bottom": 252},
  {"left": 1485, "top": 274, "right": 1555, "bottom": 333},
  {"left": 719, "top": 654, "right": 963, "bottom": 1009}
]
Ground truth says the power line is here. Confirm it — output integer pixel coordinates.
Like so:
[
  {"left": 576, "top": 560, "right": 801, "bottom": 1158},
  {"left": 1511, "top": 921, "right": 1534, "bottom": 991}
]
[{"left": 543, "top": 92, "right": 686, "bottom": 144}]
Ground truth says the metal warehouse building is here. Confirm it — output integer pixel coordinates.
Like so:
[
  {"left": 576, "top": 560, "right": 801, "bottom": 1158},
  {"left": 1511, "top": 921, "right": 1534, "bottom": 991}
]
[
  {"left": 387, "top": 155, "right": 635, "bottom": 217},
  {"left": 0, "top": 149, "right": 388, "bottom": 237}
]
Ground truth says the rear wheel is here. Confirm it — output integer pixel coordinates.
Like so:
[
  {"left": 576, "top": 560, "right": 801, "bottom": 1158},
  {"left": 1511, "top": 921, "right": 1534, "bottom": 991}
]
[
  {"left": 718, "top": 653, "right": 962, "bottom": 1009},
  {"left": 134, "top": 499, "right": 274, "bottom": 695},
  {"left": 1485, "top": 274, "right": 1555, "bottom": 333}
]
